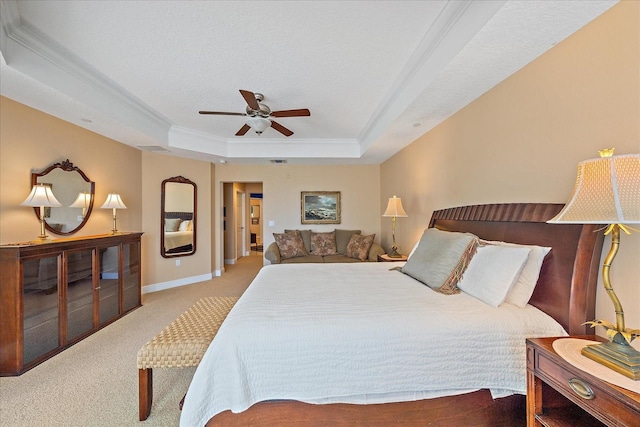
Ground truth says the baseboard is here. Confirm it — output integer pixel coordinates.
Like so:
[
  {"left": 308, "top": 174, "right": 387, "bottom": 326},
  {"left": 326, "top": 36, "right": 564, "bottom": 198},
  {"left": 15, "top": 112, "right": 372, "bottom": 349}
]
[
  {"left": 224, "top": 258, "right": 236, "bottom": 265},
  {"left": 142, "top": 272, "right": 213, "bottom": 294}
]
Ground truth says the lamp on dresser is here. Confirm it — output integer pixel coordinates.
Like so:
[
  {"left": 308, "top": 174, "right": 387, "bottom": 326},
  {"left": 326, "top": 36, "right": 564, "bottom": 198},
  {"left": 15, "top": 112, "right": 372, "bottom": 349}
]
[
  {"left": 101, "top": 193, "right": 127, "bottom": 234},
  {"left": 69, "top": 191, "right": 92, "bottom": 218},
  {"left": 382, "top": 195, "right": 408, "bottom": 258},
  {"left": 548, "top": 148, "right": 640, "bottom": 380},
  {"left": 21, "top": 183, "right": 62, "bottom": 240}
]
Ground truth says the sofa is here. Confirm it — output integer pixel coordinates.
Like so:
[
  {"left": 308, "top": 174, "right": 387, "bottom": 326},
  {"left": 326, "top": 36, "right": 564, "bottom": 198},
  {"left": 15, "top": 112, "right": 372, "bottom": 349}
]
[{"left": 265, "top": 229, "right": 384, "bottom": 264}]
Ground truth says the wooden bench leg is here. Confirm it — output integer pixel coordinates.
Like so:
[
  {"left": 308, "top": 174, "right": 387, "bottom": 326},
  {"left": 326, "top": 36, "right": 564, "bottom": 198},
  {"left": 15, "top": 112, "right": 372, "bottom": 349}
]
[{"left": 139, "top": 368, "right": 153, "bottom": 421}]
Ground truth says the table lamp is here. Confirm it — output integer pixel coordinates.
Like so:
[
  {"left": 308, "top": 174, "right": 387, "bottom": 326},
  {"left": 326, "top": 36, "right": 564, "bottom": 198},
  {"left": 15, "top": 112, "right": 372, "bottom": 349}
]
[
  {"left": 70, "top": 191, "right": 92, "bottom": 218},
  {"left": 101, "top": 193, "right": 127, "bottom": 234},
  {"left": 382, "top": 195, "right": 408, "bottom": 257},
  {"left": 21, "top": 183, "right": 62, "bottom": 240},
  {"left": 548, "top": 149, "right": 640, "bottom": 380}
]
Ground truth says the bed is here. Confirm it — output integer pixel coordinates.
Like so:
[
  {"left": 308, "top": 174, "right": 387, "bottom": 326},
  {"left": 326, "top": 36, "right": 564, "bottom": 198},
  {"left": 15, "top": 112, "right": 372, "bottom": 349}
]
[
  {"left": 164, "top": 211, "right": 194, "bottom": 254},
  {"left": 181, "top": 203, "right": 604, "bottom": 426}
]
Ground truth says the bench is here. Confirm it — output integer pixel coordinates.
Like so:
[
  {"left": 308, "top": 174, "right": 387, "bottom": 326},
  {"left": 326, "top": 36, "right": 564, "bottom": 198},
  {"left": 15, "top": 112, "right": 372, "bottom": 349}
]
[{"left": 137, "top": 296, "right": 238, "bottom": 421}]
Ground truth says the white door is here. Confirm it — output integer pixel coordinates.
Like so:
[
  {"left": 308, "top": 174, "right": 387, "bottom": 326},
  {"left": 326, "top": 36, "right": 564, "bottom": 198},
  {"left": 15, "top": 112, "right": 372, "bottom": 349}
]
[{"left": 236, "top": 191, "right": 245, "bottom": 258}]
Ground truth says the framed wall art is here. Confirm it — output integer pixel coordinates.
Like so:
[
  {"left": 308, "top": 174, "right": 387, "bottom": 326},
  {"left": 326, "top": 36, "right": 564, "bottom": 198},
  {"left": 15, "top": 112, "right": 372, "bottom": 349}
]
[{"left": 301, "top": 191, "right": 341, "bottom": 224}]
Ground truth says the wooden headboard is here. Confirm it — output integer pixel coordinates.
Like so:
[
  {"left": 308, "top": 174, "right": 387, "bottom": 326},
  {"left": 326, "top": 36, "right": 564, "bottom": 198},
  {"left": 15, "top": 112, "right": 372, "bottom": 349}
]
[
  {"left": 429, "top": 203, "right": 604, "bottom": 335},
  {"left": 165, "top": 211, "right": 193, "bottom": 221}
]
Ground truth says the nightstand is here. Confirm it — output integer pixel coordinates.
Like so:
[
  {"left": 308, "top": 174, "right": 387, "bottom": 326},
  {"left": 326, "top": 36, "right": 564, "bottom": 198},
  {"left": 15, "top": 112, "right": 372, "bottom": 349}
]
[
  {"left": 526, "top": 336, "right": 640, "bottom": 427},
  {"left": 377, "top": 254, "right": 408, "bottom": 262}
]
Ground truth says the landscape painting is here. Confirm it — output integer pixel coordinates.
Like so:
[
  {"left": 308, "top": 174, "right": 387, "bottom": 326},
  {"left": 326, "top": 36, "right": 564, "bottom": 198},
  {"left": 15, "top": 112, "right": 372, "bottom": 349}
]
[{"left": 301, "top": 191, "right": 341, "bottom": 224}]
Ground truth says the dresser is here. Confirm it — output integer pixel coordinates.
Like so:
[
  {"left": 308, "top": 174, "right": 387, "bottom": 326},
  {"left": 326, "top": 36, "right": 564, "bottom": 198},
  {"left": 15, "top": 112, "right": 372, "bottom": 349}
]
[{"left": 0, "top": 233, "right": 143, "bottom": 376}]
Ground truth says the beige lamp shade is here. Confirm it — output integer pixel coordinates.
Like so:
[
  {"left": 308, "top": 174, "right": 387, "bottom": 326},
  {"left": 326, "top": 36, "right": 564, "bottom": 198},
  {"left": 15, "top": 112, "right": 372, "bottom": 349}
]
[
  {"left": 101, "top": 193, "right": 127, "bottom": 210},
  {"left": 21, "top": 184, "right": 62, "bottom": 208},
  {"left": 70, "top": 192, "right": 92, "bottom": 209},
  {"left": 382, "top": 196, "right": 408, "bottom": 217},
  {"left": 548, "top": 153, "right": 640, "bottom": 224}
]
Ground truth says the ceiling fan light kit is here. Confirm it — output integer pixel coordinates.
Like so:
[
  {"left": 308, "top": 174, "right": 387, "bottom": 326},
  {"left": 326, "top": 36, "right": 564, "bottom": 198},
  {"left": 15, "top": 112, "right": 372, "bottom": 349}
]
[
  {"left": 246, "top": 117, "right": 271, "bottom": 134},
  {"left": 200, "top": 89, "right": 310, "bottom": 137}
]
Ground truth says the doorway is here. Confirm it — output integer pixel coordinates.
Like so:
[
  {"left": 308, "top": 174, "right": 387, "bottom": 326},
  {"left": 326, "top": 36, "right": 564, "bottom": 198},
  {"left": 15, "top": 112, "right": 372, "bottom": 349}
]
[{"left": 222, "top": 182, "right": 263, "bottom": 265}]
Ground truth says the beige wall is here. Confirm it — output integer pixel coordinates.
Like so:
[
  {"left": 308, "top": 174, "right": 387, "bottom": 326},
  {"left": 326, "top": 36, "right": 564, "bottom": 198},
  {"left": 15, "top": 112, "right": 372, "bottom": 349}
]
[
  {"left": 0, "top": 97, "right": 142, "bottom": 243},
  {"left": 381, "top": 1, "right": 640, "bottom": 345},
  {"left": 141, "top": 151, "right": 212, "bottom": 288},
  {"left": 215, "top": 163, "right": 381, "bottom": 272},
  {"left": 0, "top": 97, "right": 214, "bottom": 292}
]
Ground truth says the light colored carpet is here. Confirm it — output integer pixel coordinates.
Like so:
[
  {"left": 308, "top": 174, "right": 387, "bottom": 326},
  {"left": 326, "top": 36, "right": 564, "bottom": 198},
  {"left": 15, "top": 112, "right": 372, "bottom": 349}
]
[{"left": 0, "top": 253, "right": 264, "bottom": 427}]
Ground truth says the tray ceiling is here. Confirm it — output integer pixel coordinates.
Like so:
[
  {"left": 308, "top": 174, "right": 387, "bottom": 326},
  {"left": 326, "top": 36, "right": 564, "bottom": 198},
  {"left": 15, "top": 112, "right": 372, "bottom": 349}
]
[{"left": 0, "top": 1, "right": 617, "bottom": 164}]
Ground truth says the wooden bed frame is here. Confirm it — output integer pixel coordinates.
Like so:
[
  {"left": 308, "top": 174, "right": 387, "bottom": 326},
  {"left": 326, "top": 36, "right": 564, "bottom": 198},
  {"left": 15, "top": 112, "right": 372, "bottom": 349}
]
[{"left": 205, "top": 203, "right": 605, "bottom": 426}]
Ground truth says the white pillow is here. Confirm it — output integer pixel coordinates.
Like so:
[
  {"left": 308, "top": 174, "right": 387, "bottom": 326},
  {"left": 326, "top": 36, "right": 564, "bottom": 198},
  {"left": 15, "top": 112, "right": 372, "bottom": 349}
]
[
  {"left": 179, "top": 220, "right": 192, "bottom": 231},
  {"left": 458, "top": 245, "right": 531, "bottom": 308},
  {"left": 165, "top": 218, "right": 181, "bottom": 232},
  {"left": 484, "top": 241, "right": 551, "bottom": 308}
]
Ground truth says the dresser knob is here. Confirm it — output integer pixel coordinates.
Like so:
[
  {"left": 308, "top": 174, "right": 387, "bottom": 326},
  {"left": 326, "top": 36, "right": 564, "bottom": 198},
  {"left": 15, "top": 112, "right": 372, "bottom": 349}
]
[{"left": 568, "top": 377, "right": 595, "bottom": 400}]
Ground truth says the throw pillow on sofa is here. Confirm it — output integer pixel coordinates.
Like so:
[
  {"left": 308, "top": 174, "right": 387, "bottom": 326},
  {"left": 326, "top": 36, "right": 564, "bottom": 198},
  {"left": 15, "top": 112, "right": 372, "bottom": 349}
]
[
  {"left": 310, "top": 231, "right": 338, "bottom": 256},
  {"left": 346, "top": 234, "right": 375, "bottom": 261},
  {"left": 335, "top": 229, "right": 361, "bottom": 254},
  {"left": 273, "top": 231, "right": 308, "bottom": 259},
  {"left": 285, "top": 229, "right": 312, "bottom": 253}
]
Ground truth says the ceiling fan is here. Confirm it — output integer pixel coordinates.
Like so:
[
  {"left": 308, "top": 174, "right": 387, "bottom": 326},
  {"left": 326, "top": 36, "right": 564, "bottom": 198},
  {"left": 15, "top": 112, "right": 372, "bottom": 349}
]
[{"left": 199, "top": 90, "right": 310, "bottom": 137}]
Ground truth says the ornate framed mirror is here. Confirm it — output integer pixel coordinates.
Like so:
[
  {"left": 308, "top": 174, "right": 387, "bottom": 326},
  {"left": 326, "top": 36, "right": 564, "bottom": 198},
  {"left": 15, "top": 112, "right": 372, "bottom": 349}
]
[
  {"left": 31, "top": 159, "right": 95, "bottom": 235},
  {"left": 161, "top": 176, "right": 197, "bottom": 258}
]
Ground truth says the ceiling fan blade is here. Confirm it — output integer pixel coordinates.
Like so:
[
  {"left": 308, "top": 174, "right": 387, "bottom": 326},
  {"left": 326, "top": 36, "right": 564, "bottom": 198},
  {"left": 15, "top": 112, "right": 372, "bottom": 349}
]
[
  {"left": 239, "top": 89, "right": 260, "bottom": 110},
  {"left": 235, "top": 124, "right": 251, "bottom": 136},
  {"left": 270, "top": 120, "right": 293, "bottom": 137},
  {"left": 270, "top": 109, "right": 311, "bottom": 118},
  {"left": 199, "top": 111, "right": 246, "bottom": 116}
]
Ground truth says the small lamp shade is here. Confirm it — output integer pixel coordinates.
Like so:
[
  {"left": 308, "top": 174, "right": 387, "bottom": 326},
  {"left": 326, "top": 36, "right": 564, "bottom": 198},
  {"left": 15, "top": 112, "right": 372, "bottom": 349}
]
[
  {"left": 101, "top": 193, "right": 127, "bottom": 210},
  {"left": 548, "top": 153, "right": 640, "bottom": 224},
  {"left": 382, "top": 196, "right": 408, "bottom": 218},
  {"left": 70, "top": 192, "right": 92, "bottom": 209},
  {"left": 21, "top": 184, "right": 62, "bottom": 208},
  {"left": 70, "top": 191, "right": 92, "bottom": 218}
]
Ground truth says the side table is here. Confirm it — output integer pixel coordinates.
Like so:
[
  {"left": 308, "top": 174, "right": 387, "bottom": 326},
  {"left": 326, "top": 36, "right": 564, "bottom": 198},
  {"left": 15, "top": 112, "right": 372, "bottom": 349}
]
[
  {"left": 377, "top": 254, "right": 408, "bottom": 262},
  {"left": 526, "top": 336, "right": 640, "bottom": 426}
]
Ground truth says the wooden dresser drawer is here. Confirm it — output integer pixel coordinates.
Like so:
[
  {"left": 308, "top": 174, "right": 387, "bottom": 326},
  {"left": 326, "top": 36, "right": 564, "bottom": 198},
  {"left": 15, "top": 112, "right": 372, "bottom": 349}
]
[{"left": 527, "top": 337, "right": 640, "bottom": 427}]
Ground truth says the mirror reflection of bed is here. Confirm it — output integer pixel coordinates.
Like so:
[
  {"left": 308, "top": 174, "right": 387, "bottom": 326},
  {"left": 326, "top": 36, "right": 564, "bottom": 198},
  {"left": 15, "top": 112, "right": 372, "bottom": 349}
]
[
  {"left": 164, "top": 212, "right": 194, "bottom": 255},
  {"left": 161, "top": 177, "right": 196, "bottom": 258}
]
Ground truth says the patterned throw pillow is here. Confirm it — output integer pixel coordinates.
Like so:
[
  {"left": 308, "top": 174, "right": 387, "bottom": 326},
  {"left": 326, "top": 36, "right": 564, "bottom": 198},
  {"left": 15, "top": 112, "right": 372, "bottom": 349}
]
[
  {"left": 273, "top": 231, "right": 308, "bottom": 259},
  {"left": 345, "top": 234, "right": 375, "bottom": 261},
  {"left": 310, "top": 231, "right": 337, "bottom": 256},
  {"left": 335, "top": 229, "right": 361, "bottom": 254},
  {"left": 285, "top": 229, "right": 311, "bottom": 253}
]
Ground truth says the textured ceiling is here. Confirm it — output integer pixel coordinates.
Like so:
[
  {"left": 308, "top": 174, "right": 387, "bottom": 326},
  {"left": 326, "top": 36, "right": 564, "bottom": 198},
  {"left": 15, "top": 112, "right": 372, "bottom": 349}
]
[{"left": 0, "top": 0, "right": 617, "bottom": 164}]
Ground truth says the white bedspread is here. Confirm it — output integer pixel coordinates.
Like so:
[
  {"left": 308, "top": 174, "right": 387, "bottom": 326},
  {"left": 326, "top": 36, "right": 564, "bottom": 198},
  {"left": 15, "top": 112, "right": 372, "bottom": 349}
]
[
  {"left": 164, "top": 230, "right": 192, "bottom": 251},
  {"left": 180, "top": 262, "right": 567, "bottom": 426}
]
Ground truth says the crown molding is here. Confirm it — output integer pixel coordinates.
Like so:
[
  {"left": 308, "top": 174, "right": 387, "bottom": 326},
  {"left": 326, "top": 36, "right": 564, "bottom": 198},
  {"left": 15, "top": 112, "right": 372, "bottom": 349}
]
[
  {"left": 357, "top": 0, "right": 506, "bottom": 155},
  {"left": 169, "top": 125, "right": 360, "bottom": 159},
  {"left": 0, "top": 0, "right": 171, "bottom": 143}
]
